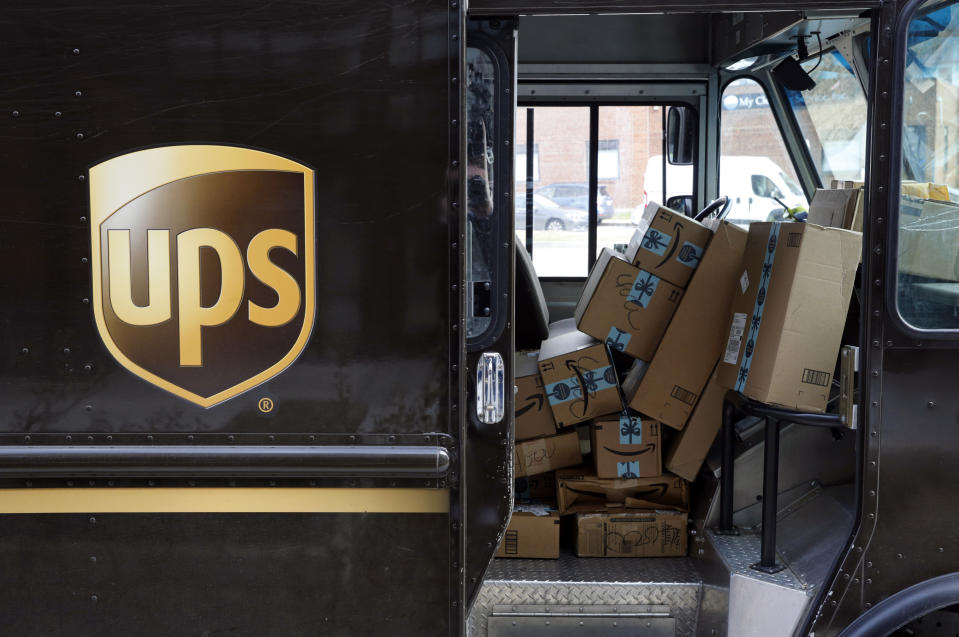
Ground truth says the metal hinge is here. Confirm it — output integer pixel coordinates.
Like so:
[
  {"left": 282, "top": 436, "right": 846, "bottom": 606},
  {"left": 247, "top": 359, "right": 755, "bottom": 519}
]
[{"left": 839, "top": 345, "right": 859, "bottom": 429}]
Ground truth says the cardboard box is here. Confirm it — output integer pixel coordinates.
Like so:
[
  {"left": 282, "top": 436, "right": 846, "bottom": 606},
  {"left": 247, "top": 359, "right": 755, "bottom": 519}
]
[
  {"left": 625, "top": 201, "right": 714, "bottom": 288},
  {"left": 717, "top": 222, "right": 861, "bottom": 412},
  {"left": 556, "top": 468, "right": 688, "bottom": 514},
  {"left": 629, "top": 221, "right": 747, "bottom": 430},
  {"left": 515, "top": 472, "right": 556, "bottom": 501},
  {"left": 514, "top": 350, "right": 558, "bottom": 441},
  {"left": 575, "top": 509, "right": 687, "bottom": 557},
  {"left": 574, "top": 248, "right": 684, "bottom": 361},
  {"left": 496, "top": 508, "right": 561, "bottom": 559},
  {"left": 807, "top": 188, "right": 863, "bottom": 232},
  {"left": 514, "top": 430, "right": 583, "bottom": 478},
  {"left": 591, "top": 414, "right": 661, "bottom": 478},
  {"left": 665, "top": 368, "right": 726, "bottom": 482},
  {"left": 538, "top": 320, "right": 623, "bottom": 427},
  {"left": 899, "top": 197, "right": 959, "bottom": 282}
]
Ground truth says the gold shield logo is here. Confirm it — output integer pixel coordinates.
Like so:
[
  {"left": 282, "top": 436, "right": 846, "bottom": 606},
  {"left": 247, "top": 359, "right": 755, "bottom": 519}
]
[{"left": 88, "top": 145, "right": 315, "bottom": 408}]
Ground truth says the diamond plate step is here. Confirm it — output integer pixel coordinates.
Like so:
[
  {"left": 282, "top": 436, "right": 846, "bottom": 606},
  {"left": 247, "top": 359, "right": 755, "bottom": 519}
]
[{"left": 468, "top": 552, "right": 704, "bottom": 637}]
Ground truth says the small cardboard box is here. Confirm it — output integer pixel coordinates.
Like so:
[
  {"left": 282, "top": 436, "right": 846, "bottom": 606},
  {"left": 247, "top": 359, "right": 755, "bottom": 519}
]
[
  {"left": 514, "top": 430, "right": 583, "bottom": 478},
  {"left": 591, "top": 414, "right": 661, "bottom": 479},
  {"left": 718, "top": 222, "right": 861, "bottom": 412},
  {"left": 625, "top": 201, "right": 714, "bottom": 288},
  {"left": 575, "top": 509, "right": 687, "bottom": 557},
  {"left": 556, "top": 468, "right": 688, "bottom": 515},
  {"left": 574, "top": 248, "right": 684, "bottom": 361},
  {"left": 665, "top": 367, "right": 726, "bottom": 482},
  {"left": 516, "top": 472, "right": 556, "bottom": 501},
  {"left": 807, "top": 188, "right": 863, "bottom": 232},
  {"left": 629, "top": 221, "right": 747, "bottom": 430},
  {"left": 899, "top": 197, "right": 959, "bottom": 282},
  {"left": 538, "top": 320, "right": 623, "bottom": 428},
  {"left": 496, "top": 508, "right": 561, "bottom": 559},
  {"left": 514, "top": 350, "right": 558, "bottom": 441}
]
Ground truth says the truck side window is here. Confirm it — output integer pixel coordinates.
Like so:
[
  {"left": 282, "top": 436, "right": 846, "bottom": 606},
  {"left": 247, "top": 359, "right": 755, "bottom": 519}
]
[
  {"left": 467, "top": 47, "right": 497, "bottom": 339},
  {"left": 720, "top": 78, "right": 807, "bottom": 228},
  {"left": 896, "top": 0, "right": 959, "bottom": 329}
]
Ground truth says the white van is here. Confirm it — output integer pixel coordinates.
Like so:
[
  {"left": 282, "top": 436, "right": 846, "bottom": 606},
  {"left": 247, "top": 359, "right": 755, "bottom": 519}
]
[{"left": 637, "top": 154, "right": 807, "bottom": 226}]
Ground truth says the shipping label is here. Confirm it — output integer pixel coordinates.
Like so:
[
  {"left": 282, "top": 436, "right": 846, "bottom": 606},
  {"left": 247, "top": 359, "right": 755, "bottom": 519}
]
[
  {"left": 670, "top": 385, "right": 698, "bottom": 406},
  {"left": 723, "top": 312, "right": 747, "bottom": 365}
]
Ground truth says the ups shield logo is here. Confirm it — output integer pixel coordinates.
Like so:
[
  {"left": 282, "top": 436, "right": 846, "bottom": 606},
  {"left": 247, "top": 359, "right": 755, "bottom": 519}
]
[{"left": 89, "top": 145, "right": 315, "bottom": 408}]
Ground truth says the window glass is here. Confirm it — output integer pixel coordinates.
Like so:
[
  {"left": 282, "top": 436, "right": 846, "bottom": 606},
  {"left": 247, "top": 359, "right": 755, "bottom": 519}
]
[
  {"left": 597, "top": 105, "right": 693, "bottom": 254},
  {"left": 785, "top": 49, "right": 868, "bottom": 185},
  {"left": 720, "top": 78, "right": 807, "bottom": 228},
  {"left": 897, "top": 0, "right": 959, "bottom": 329},
  {"left": 466, "top": 47, "right": 496, "bottom": 338},
  {"left": 515, "top": 106, "right": 590, "bottom": 277}
]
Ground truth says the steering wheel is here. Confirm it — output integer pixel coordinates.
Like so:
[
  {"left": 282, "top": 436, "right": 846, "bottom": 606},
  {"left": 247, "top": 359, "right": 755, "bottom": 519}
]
[{"left": 693, "top": 196, "right": 731, "bottom": 223}]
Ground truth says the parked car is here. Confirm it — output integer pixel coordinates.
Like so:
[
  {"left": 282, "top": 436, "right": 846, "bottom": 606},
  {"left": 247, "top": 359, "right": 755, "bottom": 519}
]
[
  {"left": 514, "top": 193, "right": 588, "bottom": 231},
  {"left": 535, "top": 182, "right": 614, "bottom": 222}
]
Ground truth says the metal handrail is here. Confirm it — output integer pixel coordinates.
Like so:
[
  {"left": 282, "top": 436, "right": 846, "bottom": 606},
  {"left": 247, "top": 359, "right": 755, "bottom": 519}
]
[{"left": 717, "top": 390, "right": 844, "bottom": 572}]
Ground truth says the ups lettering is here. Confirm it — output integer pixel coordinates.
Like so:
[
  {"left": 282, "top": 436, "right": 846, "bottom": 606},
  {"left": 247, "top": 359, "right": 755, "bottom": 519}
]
[{"left": 106, "top": 227, "right": 300, "bottom": 366}]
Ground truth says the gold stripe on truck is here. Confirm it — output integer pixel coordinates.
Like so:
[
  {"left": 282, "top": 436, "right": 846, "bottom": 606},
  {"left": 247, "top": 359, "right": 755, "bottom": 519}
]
[{"left": 0, "top": 488, "right": 449, "bottom": 514}]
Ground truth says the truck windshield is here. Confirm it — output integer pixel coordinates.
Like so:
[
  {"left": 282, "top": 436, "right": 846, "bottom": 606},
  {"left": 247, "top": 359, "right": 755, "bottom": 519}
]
[{"left": 785, "top": 49, "right": 868, "bottom": 185}]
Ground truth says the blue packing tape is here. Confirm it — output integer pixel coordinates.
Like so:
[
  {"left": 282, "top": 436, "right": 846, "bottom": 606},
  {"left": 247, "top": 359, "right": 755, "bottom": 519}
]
[
  {"left": 619, "top": 414, "right": 642, "bottom": 445},
  {"left": 606, "top": 327, "right": 632, "bottom": 352},
  {"left": 545, "top": 365, "right": 616, "bottom": 406},
  {"left": 641, "top": 228, "right": 672, "bottom": 256},
  {"left": 626, "top": 270, "right": 660, "bottom": 309},
  {"left": 735, "top": 223, "right": 781, "bottom": 392},
  {"left": 617, "top": 461, "right": 640, "bottom": 478},
  {"left": 676, "top": 241, "right": 704, "bottom": 269}
]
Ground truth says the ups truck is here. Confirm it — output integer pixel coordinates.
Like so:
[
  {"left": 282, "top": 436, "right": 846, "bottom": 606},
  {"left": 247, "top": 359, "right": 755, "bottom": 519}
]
[{"left": 0, "top": 0, "right": 956, "bottom": 635}]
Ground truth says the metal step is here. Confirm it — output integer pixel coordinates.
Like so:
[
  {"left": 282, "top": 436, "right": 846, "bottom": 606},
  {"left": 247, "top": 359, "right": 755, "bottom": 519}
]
[{"left": 468, "top": 553, "right": 704, "bottom": 636}]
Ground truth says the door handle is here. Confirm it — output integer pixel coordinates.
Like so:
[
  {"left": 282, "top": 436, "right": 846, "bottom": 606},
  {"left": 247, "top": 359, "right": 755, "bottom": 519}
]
[{"left": 476, "top": 352, "right": 505, "bottom": 424}]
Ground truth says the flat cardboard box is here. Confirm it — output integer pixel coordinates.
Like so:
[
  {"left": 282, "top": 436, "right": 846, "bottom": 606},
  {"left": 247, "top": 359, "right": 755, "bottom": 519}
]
[
  {"left": 556, "top": 467, "right": 688, "bottom": 514},
  {"left": 574, "top": 248, "right": 684, "bottom": 361},
  {"left": 575, "top": 509, "right": 687, "bottom": 557},
  {"left": 514, "top": 430, "right": 583, "bottom": 478},
  {"left": 899, "top": 197, "right": 959, "bottom": 282},
  {"left": 538, "top": 320, "right": 623, "bottom": 427},
  {"left": 832, "top": 179, "right": 951, "bottom": 202},
  {"left": 496, "top": 508, "right": 561, "bottom": 559},
  {"left": 717, "top": 222, "right": 861, "bottom": 412},
  {"left": 514, "top": 350, "right": 558, "bottom": 441},
  {"left": 591, "top": 414, "right": 661, "bottom": 478},
  {"left": 807, "top": 188, "right": 863, "bottom": 232},
  {"left": 625, "top": 201, "right": 714, "bottom": 288},
  {"left": 629, "top": 221, "right": 747, "bottom": 430},
  {"left": 665, "top": 367, "right": 726, "bottom": 482}
]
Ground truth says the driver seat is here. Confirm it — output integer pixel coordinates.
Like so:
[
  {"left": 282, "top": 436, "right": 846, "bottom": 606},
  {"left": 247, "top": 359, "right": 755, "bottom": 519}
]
[{"left": 515, "top": 242, "right": 550, "bottom": 350}]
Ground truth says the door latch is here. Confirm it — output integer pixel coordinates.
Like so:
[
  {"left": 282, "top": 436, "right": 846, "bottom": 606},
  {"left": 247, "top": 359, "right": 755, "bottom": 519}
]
[{"left": 476, "top": 352, "right": 505, "bottom": 424}]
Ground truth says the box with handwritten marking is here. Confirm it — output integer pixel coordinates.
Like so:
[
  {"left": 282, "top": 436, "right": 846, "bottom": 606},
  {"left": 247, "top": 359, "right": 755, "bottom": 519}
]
[
  {"left": 573, "top": 249, "right": 684, "bottom": 361},
  {"left": 576, "top": 509, "right": 687, "bottom": 557},
  {"left": 625, "top": 201, "right": 713, "bottom": 288}
]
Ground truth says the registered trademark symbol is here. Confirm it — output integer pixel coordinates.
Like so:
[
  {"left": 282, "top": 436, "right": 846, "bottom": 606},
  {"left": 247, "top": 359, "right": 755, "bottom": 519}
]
[{"left": 258, "top": 397, "right": 274, "bottom": 413}]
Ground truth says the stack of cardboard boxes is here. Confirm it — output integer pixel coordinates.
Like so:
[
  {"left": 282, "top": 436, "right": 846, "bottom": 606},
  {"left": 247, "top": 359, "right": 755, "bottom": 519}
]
[{"left": 500, "top": 199, "right": 863, "bottom": 560}]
